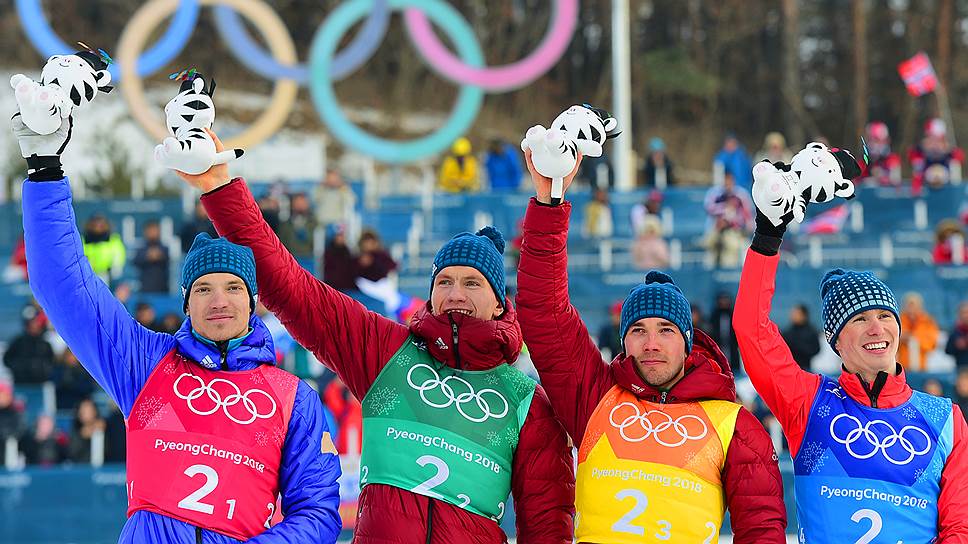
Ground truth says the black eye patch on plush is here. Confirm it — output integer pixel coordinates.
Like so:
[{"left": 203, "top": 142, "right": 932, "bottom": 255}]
[{"left": 183, "top": 100, "right": 208, "bottom": 111}]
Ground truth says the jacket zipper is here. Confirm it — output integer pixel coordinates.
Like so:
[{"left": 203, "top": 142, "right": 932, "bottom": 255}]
[
  {"left": 449, "top": 316, "right": 462, "bottom": 370},
  {"left": 858, "top": 370, "right": 889, "bottom": 408},
  {"left": 218, "top": 341, "right": 229, "bottom": 371},
  {"left": 195, "top": 526, "right": 202, "bottom": 544},
  {"left": 425, "top": 496, "right": 434, "bottom": 544}
]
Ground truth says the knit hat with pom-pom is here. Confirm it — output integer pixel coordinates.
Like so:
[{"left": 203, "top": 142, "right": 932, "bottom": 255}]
[
  {"left": 431, "top": 226, "right": 507, "bottom": 303},
  {"left": 620, "top": 270, "right": 694, "bottom": 353}
]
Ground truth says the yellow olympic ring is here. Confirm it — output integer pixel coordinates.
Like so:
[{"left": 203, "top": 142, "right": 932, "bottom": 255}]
[{"left": 117, "top": 0, "right": 299, "bottom": 150}]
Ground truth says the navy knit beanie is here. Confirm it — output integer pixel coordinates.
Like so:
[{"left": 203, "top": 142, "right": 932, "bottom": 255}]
[
  {"left": 431, "top": 226, "right": 506, "bottom": 304},
  {"left": 620, "top": 271, "right": 693, "bottom": 353},
  {"left": 181, "top": 233, "right": 258, "bottom": 311},
  {"left": 820, "top": 268, "right": 899, "bottom": 353}
]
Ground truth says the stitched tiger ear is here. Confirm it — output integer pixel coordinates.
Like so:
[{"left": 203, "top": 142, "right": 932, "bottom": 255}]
[
  {"left": 206, "top": 78, "right": 217, "bottom": 97},
  {"left": 192, "top": 77, "right": 205, "bottom": 94},
  {"left": 94, "top": 69, "right": 113, "bottom": 93}
]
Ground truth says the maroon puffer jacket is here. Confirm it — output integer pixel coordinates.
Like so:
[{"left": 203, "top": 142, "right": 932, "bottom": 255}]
[
  {"left": 516, "top": 198, "right": 787, "bottom": 543},
  {"left": 202, "top": 179, "right": 575, "bottom": 543}
]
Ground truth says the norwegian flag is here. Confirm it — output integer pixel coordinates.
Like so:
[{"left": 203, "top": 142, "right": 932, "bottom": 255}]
[
  {"left": 898, "top": 52, "right": 939, "bottom": 96},
  {"left": 803, "top": 204, "right": 850, "bottom": 235}
]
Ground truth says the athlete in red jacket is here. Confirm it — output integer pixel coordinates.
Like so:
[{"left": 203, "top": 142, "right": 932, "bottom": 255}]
[
  {"left": 735, "top": 188, "right": 968, "bottom": 542},
  {"left": 515, "top": 153, "right": 786, "bottom": 543},
  {"left": 178, "top": 132, "right": 575, "bottom": 543}
]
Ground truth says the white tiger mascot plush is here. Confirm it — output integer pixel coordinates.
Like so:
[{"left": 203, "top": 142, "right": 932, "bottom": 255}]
[
  {"left": 521, "top": 104, "right": 620, "bottom": 201},
  {"left": 752, "top": 142, "right": 861, "bottom": 226},
  {"left": 154, "top": 73, "right": 243, "bottom": 175},
  {"left": 10, "top": 50, "right": 113, "bottom": 135}
]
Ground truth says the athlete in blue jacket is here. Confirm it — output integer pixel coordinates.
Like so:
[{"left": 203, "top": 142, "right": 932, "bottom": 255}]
[{"left": 13, "top": 113, "right": 341, "bottom": 543}]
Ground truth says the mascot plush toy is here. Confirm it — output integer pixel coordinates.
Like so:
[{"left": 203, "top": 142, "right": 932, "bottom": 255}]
[
  {"left": 154, "top": 70, "right": 243, "bottom": 175},
  {"left": 521, "top": 103, "right": 620, "bottom": 203},
  {"left": 752, "top": 141, "right": 862, "bottom": 226},
  {"left": 10, "top": 46, "right": 113, "bottom": 135}
]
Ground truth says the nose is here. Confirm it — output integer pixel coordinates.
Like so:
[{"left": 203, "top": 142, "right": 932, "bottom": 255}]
[
  {"left": 867, "top": 318, "right": 886, "bottom": 335},
  {"left": 209, "top": 290, "right": 230, "bottom": 309}
]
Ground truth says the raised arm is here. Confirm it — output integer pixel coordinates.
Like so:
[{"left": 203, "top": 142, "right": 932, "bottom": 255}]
[
  {"left": 16, "top": 115, "right": 172, "bottom": 416},
  {"left": 249, "top": 382, "right": 342, "bottom": 543},
  {"left": 510, "top": 385, "right": 575, "bottom": 544},
  {"left": 938, "top": 404, "right": 968, "bottom": 542}
]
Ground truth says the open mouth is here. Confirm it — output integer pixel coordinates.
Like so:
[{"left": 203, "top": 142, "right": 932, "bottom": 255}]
[{"left": 863, "top": 341, "right": 888, "bottom": 352}]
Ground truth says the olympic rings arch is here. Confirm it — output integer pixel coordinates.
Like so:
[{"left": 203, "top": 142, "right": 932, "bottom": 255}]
[{"left": 17, "top": 0, "right": 579, "bottom": 163}]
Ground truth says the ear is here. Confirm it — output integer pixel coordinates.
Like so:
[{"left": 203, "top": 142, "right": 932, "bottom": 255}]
[
  {"left": 193, "top": 77, "right": 205, "bottom": 93},
  {"left": 94, "top": 70, "right": 112, "bottom": 88},
  {"left": 603, "top": 118, "right": 618, "bottom": 132}
]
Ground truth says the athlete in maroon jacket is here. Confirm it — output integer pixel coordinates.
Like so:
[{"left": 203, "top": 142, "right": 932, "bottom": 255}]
[
  {"left": 178, "top": 132, "right": 575, "bottom": 543},
  {"left": 515, "top": 153, "right": 787, "bottom": 543}
]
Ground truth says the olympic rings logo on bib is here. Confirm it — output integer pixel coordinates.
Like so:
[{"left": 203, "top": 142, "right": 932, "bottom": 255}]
[
  {"left": 174, "top": 373, "right": 277, "bottom": 425},
  {"left": 829, "top": 413, "right": 932, "bottom": 465},
  {"left": 608, "top": 403, "right": 708, "bottom": 447},
  {"left": 17, "top": 0, "right": 578, "bottom": 163},
  {"left": 406, "top": 364, "right": 509, "bottom": 423}
]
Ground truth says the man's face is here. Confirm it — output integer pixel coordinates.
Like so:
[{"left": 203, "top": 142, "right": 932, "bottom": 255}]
[
  {"left": 835, "top": 309, "right": 900, "bottom": 376},
  {"left": 187, "top": 272, "right": 251, "bottom": 341},
  {"left": 431, "top": 266, "right": 503, "bottom": 321},
  {"left": 144, "top": 224, "right": 161, "bottom": 241},
  {"left": 623, "top": 317, "right": 687, "bottom": 390}
]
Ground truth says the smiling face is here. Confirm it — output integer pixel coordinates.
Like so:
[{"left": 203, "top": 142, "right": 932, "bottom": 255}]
[
  {"left": 41, "top": 55, "right": 104, "bottom": 107},
  {"left": 623, "top": 317, "right": 687, "bottom": 390},
  {"left": 186, "top": 272, "right": 251, "bottom": 341},
  {"left": 836, "top": 308, "right": 900, "bottom": 378},
  {"left": 430, "top": 265, "right": 503, "bottom": 321}
]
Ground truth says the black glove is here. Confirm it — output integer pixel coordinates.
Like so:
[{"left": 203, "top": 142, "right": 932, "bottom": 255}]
[{"left": 11, "top": 112, "right": 72, "bottom": 181}]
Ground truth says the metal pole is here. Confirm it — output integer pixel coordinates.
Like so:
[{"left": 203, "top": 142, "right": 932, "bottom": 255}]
[{"left": 612, "top": 0, "right": 633, "bottom": 190}]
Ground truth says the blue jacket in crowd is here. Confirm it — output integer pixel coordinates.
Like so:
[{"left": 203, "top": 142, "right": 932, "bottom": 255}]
[{"left": 22, "top": 177, "right": 342, "bottom": 544}]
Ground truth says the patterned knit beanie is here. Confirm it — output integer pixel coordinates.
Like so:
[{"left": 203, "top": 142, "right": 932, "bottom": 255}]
[
  {"left": 620, "top": 270, "right": 693, "bottom": 353},
  {"left": 820, "top": 268, "right": 899, "bottom": 353},
  {"left": 431, "top": 226, "right": 506, "bottom": 304},
  {"left": 181, "top": 233, "right": 258, "bottom": 311}
]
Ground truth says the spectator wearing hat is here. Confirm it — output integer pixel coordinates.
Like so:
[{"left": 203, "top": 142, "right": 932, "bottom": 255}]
[
  {"left": 946, "top": 301, "right": 968, "bottom": 370},
  {"left": 754, "top": 132, "right": 794, "bottom": 165},
  {"left": 714, "top": 132, "right": 753, "bottom": 189},
  {"left": 735, "top": 187, "right": 968, "bottom": 541},
  {"left": 516, "top": 150, "right": 787, "bottom": 542},
  {"left": 933, "top": 219, "right": 968, "bottom": 265},
  {"left": 3, "top": 303, "right": 55, "bottom": 385},
  {"left": 321, "top": 223, "right": 357, "bottom": 291},
  {"left": 18, "top": 107, "right": 341, "bottom": 543},
  {"left": 641, "top": 136, "right": 676, "bottom": 188},
  {"left": 439, "top": 137, "right": 480, "bottom": 193},
  {"left": 314, "top": 169, "right": 356, "bottom": 230},
  {"left": 898, "top": 292, "right": 940, "bottom": 372},
  {"left": 81, "top": 213, "right": 125, "bottom": 285},
  {"left": 596, "top": 300, "right": 624, "bottom": 360},
  {"left": 133, "top": 220, "right": 170, "bottom": 293},
  {"left": 630, "top": 189, "right": 663, "bottom": 237},
  {"left": 909, "top": 118, "right": 965, "bottom": 193},
  {"left": 185, "top": 135, "right": 576, "bottom": 543},
  {"left": 781, "top": 303, "right": 821, "bottom": 371},
  {"left": 631, "top": 215, "right": 669, "bottom": 270},
  {"left": 484, "top": 137, "right": 524, "bottom": 191},
  {"left": 861, "top": 121, "right": 902, "bottom": 186}
]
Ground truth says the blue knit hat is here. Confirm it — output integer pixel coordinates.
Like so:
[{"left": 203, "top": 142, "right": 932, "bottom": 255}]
[
  {"left": 820, "top": 268, "right": 900, "bottom": 353},
  {"left": 620, "top": 271, "right": 693, "bottom": 353},
  {"left": 181, "top": 233, "right": 258, "bottom": 311},
  {"left": 431, "top": 226, "right": 506, "bottom": 304}
]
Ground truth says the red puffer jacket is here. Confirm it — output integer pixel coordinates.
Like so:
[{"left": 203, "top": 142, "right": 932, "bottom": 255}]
[
  {"left": 202, "top": 179, "right": 575, "bottom": 543},
  {"left": 516, "top": 198, "right": 787, "bottom": 543}
]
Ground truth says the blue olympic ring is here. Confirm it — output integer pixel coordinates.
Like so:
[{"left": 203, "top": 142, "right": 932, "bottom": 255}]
[
  {"left": 309, "top": 0, "right": 484, "bottom": 164},
  {"left": 212, "top": 0, "right": 390, "bottom": 83},
  {"left": 16, "top": 0, "right": 200, "bottom": 81}
]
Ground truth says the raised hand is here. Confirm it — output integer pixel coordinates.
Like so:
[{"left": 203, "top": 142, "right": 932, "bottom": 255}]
[{"left": 172, "top": 129, "right": 233, "bottom": 193}]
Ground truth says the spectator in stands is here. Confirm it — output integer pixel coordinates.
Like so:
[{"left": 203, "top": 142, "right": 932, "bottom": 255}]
[
  {"left": 595, "top": 301, "right": 623, "bottom": 360},
  {"left": 179, "top": 202, "right": 217, "bottom": 254},
  {"left": 3, "top": 304, "right": 55, "bottom": 385},
  {"left": 52, "top": 347, "right": 97, "bottom": 410},
  {"left": 630, "top": 189, "right": 663, "bottom": 236},
  {"left": 133, "top": 220, "right": 170, "bottom": 293},
  {"left": 691, "top": 303, "right": 711, "bottom": 337},
  {"left": 0, "top": 380, "right": 25, "bottom": 443},
  {"left": 133, "top": 302, "right": 161, "bottom": 332},
  {"left": 909, "top": 118, "right": 964, "bottom": 193},
  {"left": 713, "top": 132, "right": 753, "bottom": 189},
  {"left": 355, "top": 229, "right": 397, "bottom": 282},
  {"left": 67, "top": 398, "right": 104, "bottom": 463},
  {"left": 5, "top": 235, "right": 27, "bottom": 282},
  {"left": 314, "top": 168, "right": 356, "bottom": 229},
  {"left": 631, "top": 215, "right": 669, "bottom": 269},
  {"left": 782, "top": 303, "right": 822, "bottom": 371},
  {"left": 898, "top": 292, "right": 940, "bottom": 371},
  {"left": 582, "top": 187, "right": 614, "bottom": 239},
  {"left": 439, "top": 136, "right": 480, "bottom": 192},
  {"left": 957, "top": 369, "right": 968, "bottom": 422},
  {"left": 484, "top": 137, "right": 523, "bottom": 191},
  {"left": 754, "top": 131, "right": 794, "bottom": 164},
  {"left": 82, "top": 213, "right": 125, "bottom": 285},
  {"left": 945, "top": 301, "right": 968, "bottom": 369},
  {"left": 113, "top": 281, "right": 132, "bottom": 308},
  {"left": 861, "top": 121, "right": 902, "bottom": 186},
  {"left": 158, "top": 312, "right": 182, "bottom": 335},
  {"left": 278, "top": 192, "right": 318, "bottom": 259},
  {"left": 703, "top": 173, "right": 753, "bottom": 268},
  {"left": 710, "top": 292, "right": 741, "bottom": 374},
  {"left": 20, "top": 413, "right": 67, "bottom": 466},
  {"left": 933, "top": 219, "right": 968, "bottom": 265},
  {"left": 640, "top": 137, "right": 675, "bottom": 187},
  {"left": 257, "top": 193, "right": 282, "bottom": 233},
  {"left": 321, "top": 224, "right": 357, "bottom": 291},
  {"left": 922, "top": 378, "right": 946, "bottom": 397},
  {"left": 103, "top": 400, "right": 125, "bottom": 463},
  {"left": 323, "top": 379, "right": 362, "bottom": 455}
]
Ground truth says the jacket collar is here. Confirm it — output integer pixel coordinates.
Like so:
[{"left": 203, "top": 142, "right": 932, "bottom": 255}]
[
  {"left": 408, "top": 298, "right": 523, "bottom": 371},
  {"left": 610, "top": 329, "right": 737, "bottom": 404},
  {"left": 174, "top": 313, "right": 276, "bottom": 371},
  {"left": 838, "top": 363, "right": 912, "bottom": 409}
]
